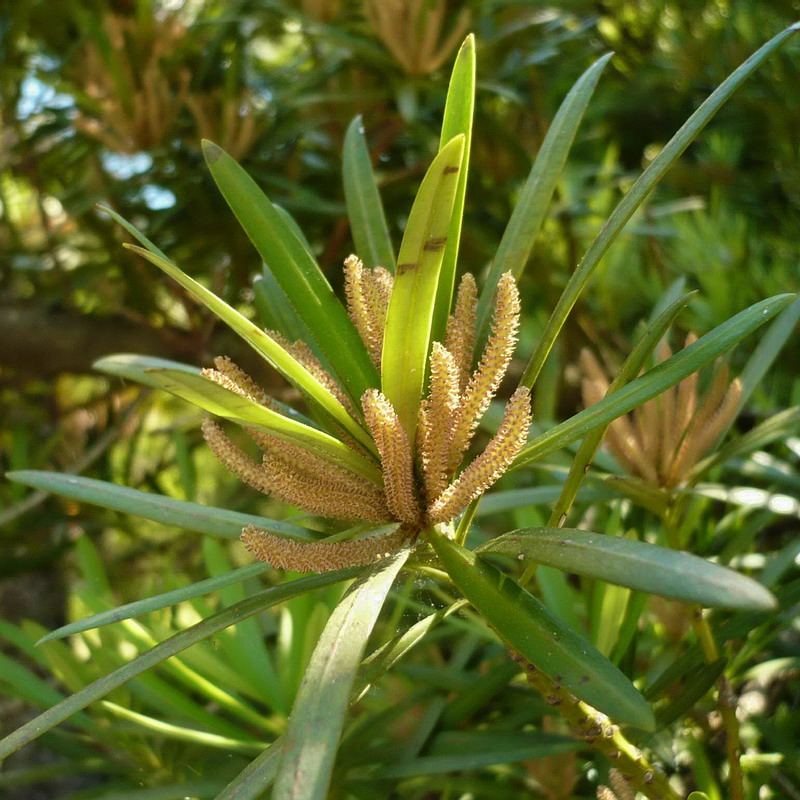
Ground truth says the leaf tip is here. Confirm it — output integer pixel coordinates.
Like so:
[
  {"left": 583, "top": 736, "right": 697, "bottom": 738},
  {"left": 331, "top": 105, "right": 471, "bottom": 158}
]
[
  {"left": 633, "top": 703, "right": 657, "bottom": 732},
  {"left": 202, "top": 139, "right": 223, "bottom": 164},
  {"left": 459, "top": 32, "right": 476, "bottom": 53},
  {"left": 744, "top": 583, "right": 779, "bottom": 612}
]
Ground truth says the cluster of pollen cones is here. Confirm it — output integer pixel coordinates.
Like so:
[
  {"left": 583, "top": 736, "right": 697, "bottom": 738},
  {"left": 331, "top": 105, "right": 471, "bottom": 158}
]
[
  {"left": 581, "top": 334, "right": 742, "bottom": 490},
  {"left": 201, "top": 257, "right": 531, "bottom": 572}
]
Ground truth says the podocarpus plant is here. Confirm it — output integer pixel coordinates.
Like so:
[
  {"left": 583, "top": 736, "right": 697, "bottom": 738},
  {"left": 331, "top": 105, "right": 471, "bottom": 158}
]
[{"left": 4, "top": 26, "right": 800, "bottom": 800}]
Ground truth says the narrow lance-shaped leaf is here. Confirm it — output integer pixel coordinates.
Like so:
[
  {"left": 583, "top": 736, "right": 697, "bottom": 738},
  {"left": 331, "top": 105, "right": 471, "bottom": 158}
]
[
  {"left": 202, "top": 140, "right": 380, "bottom": 402},
  {"left": 6, "top": 470, "right": 309, "bottom": 541},
  {"left": 214, "top": 745, "right": 282, "bottom": 800},
  {"left": 431, "top": 34, "right": 475, "bottom": 345},
  {"left": 513, "top": 293, "right": 796, "bottom": 469},
  {"left": 253, "top": 266, "right": 321, "bottom": 357},
  {"left": 100, "top": 701, "right": 268, "bottom": 755},
  {"left": 101, "top": 207, "right": 377, "bottom": 455},
  {"left": 475, "top": 52, "right": 613, "bottom": 346},
  {"left": 521, "top": 23, "right": 800, "bottom": 387},
  {"left": 36, "top": 563, "right": 272, "bottom": 644},
  {"left": 427, "top": 530, "right": 655, "bottom": 730},
  {"left": 343, "top": 115, "right": 396, "bottom": 272},
  {"left": 382, "top": 134, "right": 465, "bottom": 438},
  {"left": 654, "top": 659, "right": 727, "bottom": 729},
  {"left": 273, "top": 548, "right": 410, "bottom": 800},
  {"left": 479, "top": 528, "right": 777, "bottom": 611},
  {"left": 122, "top": 364, "right": 382, "bottom": 484},
  {"left": 726, "top": 294, "right": 800, "bottom": 431},
  {"left": 375, "top": 732, "right": 580, "bottom": 778},
  {"left": 0, "top": 568, "right": 363, "bottom": 760}
]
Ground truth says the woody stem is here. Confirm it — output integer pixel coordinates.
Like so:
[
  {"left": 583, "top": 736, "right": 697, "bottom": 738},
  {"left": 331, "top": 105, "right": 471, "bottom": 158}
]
[{"left": 511, "top": 653, "right": 682, "bottom": 800}]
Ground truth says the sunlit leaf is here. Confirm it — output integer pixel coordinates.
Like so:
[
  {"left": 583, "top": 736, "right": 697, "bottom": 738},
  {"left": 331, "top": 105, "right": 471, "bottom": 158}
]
[
  {"left": 100, "top": 207, "right": 375, "bottom": 453},
  {"left": 272, "top": 548, "right": 409, "bottom": 800},
  {"left": 0, "top": 568, "right": 361, "bottom": 760},
  {"left": 381, "top": 134, "right": 465, "bottom": 438},
  {"left": 431, "top": 34, "right": 475, "bottom": 344},
  {"left": 96, "top": 355, "right": 382, "bottom": 483}
]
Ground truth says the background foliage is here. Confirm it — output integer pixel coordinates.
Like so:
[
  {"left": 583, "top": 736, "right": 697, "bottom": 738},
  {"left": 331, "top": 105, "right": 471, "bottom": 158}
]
[{"left": 2, "top": 1, "right": 800, "bottom": 798}]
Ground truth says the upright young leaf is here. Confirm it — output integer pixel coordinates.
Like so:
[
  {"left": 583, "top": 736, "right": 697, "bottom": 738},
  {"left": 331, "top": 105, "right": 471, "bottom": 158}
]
[
  {"left": 431, "top": 34, "right": 475, "bottom": 345},
  {"left": 342, "top": 116, "right": 396, "bottom": 272},
  {"left": 273, "top": 548, "right": 409, "bottom": 800},
  {"left": 521, "top": 23, "right": 800, "bottom": 388},
  {"left": 475, "top": 52, "right": 613, "bottom": 345},
  {"left": 381, "top": 134, "right": 466, "bottom": 438},
  {"left": 202, "top": 141, "right": 380, "bottom": 402}
]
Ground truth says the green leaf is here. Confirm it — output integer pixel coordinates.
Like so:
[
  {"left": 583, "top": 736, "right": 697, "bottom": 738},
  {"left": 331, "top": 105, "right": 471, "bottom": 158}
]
[
  {"left": 122, "top": 243, "right": 377, "bottom": 454},
  {"left": 513, "top": 294, "right": 796, "bottom": 469},
  {"left": 253, "top": 266, "right": 320, "bottom": 355},
  {"left": 353, "top": 599, "right": 468, "bottom": 703},
  {"left": 99, "top": 206, "right": 375, "bottom": 453},
  {"left": 654, "top": 658, "right": 726, "bottom": 728},
  {"left": 427, "top": 531, "right": 654, "bottom": 730},
  {"left": 731, "top": 294, "right": 800, "bottom": 420},
  {"left": 96, "top": 356, "right": 382, "bottom": 484},
  {"left": 697, "top": 406, "right": 800, "bottom": 475},
  {"left": 201, "top": 140, "right": 379, "bottom": 401},
  {"left": 521, "top": 23, "right": 800, "bottom": 387},
  {"left": 342, "top": 116, "right": 396, "bottom": 272},
  {"left": 479, "top": 528, "right": 777, "bottom": 610},
  {"left": 476, "top": 52, "right": 613, "bottom": 343},
  {"left": 375, "top": 730, "right": 580, "bottom": 777},
  {"left": 0, "top": 568, "right": 361, "bottom": 760},
  {"left": 431, "top": 34, "right": 475, "bottom": 344},
  {"left": 100, "top": 701, "right": 267, "bottom": 754},
  {"left": 6, "top": 470, "right": 307, "bottom": 541},
  {"left": 381, "top": 134, "right": 465, "bottom": 438},
  {"left": 214, "top": 745, "right": 282, "bottom": 800},
  {"left": 36, "top": 563, "right": 271, "bottom": 644},
  {"left": 273, "top": 548, "right": 409, "bottom": 800}
]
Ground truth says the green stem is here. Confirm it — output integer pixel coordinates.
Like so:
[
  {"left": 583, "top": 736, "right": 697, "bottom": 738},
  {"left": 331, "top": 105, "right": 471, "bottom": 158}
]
[
  {"left": 511, "top": 653, "right": 682, "bottom": 800},
  {"left": 664, "top": 500, "right": 745, "bottom": 800}
]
